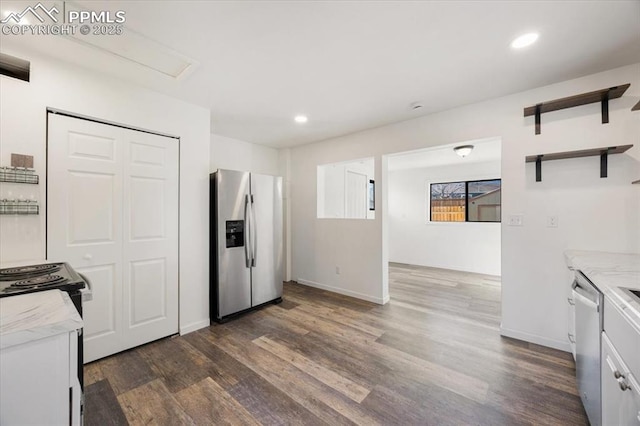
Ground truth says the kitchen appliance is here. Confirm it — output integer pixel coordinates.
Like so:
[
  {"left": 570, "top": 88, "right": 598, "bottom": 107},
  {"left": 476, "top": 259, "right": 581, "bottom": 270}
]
[
  {"left": 210, "top": 169, "right": 283, "bottom": 322},
  {"left": 573, "top": 270, "right": 604, "bottom": 426},
  {"left": 0, "top": 262, "right": 88, "bottom": 415}
]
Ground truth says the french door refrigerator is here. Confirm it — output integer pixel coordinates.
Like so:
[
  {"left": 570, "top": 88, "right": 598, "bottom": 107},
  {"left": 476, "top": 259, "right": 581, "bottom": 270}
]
[{"left": 210, "top": 169, "right": 283, "bottom": 322}]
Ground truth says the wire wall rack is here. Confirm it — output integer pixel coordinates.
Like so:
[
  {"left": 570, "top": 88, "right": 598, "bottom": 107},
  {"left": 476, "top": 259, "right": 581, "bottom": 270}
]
[
  {"left": 0, "top": 200, "right": 39, "bottom": 215},
  {"left": 0, "top": 167, "right": 39, "bottom": 184}
]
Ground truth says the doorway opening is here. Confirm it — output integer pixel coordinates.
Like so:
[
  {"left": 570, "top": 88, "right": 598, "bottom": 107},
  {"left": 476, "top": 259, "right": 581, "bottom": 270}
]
[{"left": 383, "top": 137, "right": 502, "bottom": 323}]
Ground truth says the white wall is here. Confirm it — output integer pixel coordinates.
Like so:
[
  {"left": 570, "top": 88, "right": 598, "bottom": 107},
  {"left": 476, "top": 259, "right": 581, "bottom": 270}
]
[
  {"left": 0, "top": 47, "right": 211, "bottom": 335},
  {"left": 289, "top": 63, "right": 640, "bottom": 350},
  {"left": 321, "top": 164, "right": 346, "bottom": 218},
  {"left": 210, "top": 133, "right": 279, "bottom": 175},
  {"left": 279, "top": 148, "right": 292, "bottom": 281},
  {"left": 388, "top": 160, "right": 501, "bottom": 275}
]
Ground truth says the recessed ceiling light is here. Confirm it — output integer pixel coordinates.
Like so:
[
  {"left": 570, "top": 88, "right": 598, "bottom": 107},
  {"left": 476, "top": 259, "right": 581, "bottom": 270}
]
[
  {"left": 294, "top": 115, "right": 308, "bottom": 123},
  {"left": 511, "top": 32, "right": 539, "bottom": 49}
]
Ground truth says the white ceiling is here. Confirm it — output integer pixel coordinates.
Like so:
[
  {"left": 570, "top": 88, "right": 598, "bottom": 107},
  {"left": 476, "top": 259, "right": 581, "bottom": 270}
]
[
  {"left": 387, "top": 137, "right": 501, "bottom": 171},
  {"left": 2, "top": 1, "right": 639, "bottom": 148}
]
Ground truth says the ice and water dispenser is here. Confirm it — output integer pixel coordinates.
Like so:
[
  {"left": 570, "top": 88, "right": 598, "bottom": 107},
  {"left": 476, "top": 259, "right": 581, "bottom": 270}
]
[{"left": 225, "top": 220, "right": 244, "bottom": 248}]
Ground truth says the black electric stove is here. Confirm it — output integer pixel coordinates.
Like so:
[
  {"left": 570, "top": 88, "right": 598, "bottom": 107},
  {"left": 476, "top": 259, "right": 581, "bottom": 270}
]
[{"left": 0, "top": 262, "right": 85, "bottom": 297}]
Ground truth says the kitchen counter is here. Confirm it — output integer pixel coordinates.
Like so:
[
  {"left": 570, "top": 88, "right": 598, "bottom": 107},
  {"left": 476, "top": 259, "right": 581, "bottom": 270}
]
[
  {"left": 0, "top": 289, "right": 83, "bottom": 350},
  {"left": 565, "top": 250, "right": 640, "bottom": 331}
]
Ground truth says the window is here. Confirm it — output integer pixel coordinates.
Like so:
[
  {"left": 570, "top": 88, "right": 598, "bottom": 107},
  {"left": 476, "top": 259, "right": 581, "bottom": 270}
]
[
  {"left": 429, "top": 179, "right": 501, "bottom": 222},
  {"left": 430, "top": 181, "right": 466, "bottom": 222}
]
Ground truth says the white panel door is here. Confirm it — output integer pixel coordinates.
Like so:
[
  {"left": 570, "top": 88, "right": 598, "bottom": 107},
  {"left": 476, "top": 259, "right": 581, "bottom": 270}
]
[
  {"left": 122, "top": 131, "right": 179, "bottom": 349},
  {"left": 48, "top": 116, "right": 124, "bottom": 362},
  {"left": 48, "top": 114, "right": 179, "bottom": 362},
  {"left": 345, "top": 170, "right": 367, "bottom": 219}
]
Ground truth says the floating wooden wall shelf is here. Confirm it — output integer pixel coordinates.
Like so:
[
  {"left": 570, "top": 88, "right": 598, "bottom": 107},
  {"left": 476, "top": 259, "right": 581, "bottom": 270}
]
[
  {"left": 524, "top": 84, "right": 630, "bottom": 135},
  {"left": 525, "top": 144, "right": 633, "bottom": 182},
  {"left": 632, "top": 101, "right": 640, "bottom": 112}
]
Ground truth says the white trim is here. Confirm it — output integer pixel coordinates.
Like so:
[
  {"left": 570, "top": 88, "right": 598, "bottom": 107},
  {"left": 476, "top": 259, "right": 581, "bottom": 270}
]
[
  {"left": 179, "top": 319, "right": 209, "bottom": 335},
  {"left": 47, "top": 108, "right": 179, "bottom": 139},
  {"left": 500, "top": 325, "right": 571, "bottom": 352},
  {"left": 296, "top": 278, "right": 386, "bottom": 305}
]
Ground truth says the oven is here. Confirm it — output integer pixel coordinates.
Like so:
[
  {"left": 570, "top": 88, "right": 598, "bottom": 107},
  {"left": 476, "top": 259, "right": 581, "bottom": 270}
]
[{"left": 0, "top": 262, "right": 89, "bottom": 419}]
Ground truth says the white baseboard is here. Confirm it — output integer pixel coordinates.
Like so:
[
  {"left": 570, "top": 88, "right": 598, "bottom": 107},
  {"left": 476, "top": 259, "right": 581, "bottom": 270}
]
[
  {"left": 180, "top": 318, "right": 210, "bottom": 335},
  {"left": 296, "top": 278, "right": 386, "bottom": 305},
  {"left": 500, "top": 325, "right": 571, "bottom": 352}
]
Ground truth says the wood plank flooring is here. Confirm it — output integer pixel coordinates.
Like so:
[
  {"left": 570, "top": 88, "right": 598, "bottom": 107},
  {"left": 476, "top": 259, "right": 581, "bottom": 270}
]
[{"left": 84, "top": 263, "right": 588, "bottom": 425}]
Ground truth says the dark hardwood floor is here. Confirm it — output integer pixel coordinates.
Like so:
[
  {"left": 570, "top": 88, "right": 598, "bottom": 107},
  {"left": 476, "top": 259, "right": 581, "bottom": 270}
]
[{"left": 84, "top": 263, "right": 588, "bottom": 425}]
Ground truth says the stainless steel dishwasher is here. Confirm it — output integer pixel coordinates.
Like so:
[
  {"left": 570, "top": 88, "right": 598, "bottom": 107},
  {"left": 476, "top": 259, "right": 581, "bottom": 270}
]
[{"left": 573, "top": 270, "right": 603, "bottom": 426}]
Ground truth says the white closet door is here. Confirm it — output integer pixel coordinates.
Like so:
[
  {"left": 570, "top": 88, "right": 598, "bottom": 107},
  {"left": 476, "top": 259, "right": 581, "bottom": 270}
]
[
  {"left": 122, "top": 129, "right": 179, "bottom": 350},
  {"left": 345, "top": 170, "right": 367, "bottom": 219},
  {"left": 48, "top": 116, "right": 124, "bottom": 362},
  {"left": 47, "top": 114, "right": 179, "bottom": 362}
]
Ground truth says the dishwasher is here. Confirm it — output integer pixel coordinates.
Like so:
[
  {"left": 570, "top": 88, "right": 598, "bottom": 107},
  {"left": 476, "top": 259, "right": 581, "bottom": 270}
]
[{"left": 573, "top": 271, "right": 603, "bottom": 426}]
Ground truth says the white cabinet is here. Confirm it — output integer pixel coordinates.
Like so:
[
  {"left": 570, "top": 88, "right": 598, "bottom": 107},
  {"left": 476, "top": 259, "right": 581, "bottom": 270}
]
[
  {"left": 567, "top": 292, "right": 576, "bottom": 359},
  {"left": 602, "top": 332, "right": 640, "bottom": 425},
  {"left": 0, "top": 290, "right": 83, "bottom": 426},
  {"left": 567, "top": 268, "right": 576, "bottom": 359},
  {"left": 0, "top": 329, "right": 81, "bottom": 425}
]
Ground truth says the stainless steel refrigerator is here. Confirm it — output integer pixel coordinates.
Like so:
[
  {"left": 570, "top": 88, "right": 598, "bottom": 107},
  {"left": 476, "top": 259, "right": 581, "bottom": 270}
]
[{"left": 210, "top": 169, "right": 283, "bottom": 322}]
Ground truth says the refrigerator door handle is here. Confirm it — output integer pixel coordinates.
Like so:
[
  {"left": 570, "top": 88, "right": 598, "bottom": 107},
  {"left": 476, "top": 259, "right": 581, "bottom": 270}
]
[
  {"left": 251, "top": 194, "right": 257, "bottom": 267},
  {"left": 244, "top": 194, "right": 251, "bottom": 268}
]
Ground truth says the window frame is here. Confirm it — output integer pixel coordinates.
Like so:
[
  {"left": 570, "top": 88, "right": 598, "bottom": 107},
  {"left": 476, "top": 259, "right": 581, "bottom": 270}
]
[
  {"left": 428, "top": 178, "right": 501, "bottom": 223},
  {"left": 368, "top": 179, "right": 375, "bottom": 211}
]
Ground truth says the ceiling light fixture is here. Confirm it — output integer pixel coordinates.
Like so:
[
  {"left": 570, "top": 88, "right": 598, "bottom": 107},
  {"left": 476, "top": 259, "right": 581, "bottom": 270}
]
[
  {"left": 511, "top": 32, "right": 539, "bottom": 49},
  {"left": 294, "top": 115, "right": 308, "bottom": 123},
  {"left": 454, "top": 145, "right": 474, "bottom": 158}
]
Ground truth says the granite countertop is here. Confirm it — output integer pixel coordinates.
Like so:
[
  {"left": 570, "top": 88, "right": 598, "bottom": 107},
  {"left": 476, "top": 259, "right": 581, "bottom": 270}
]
[
  {"left": 564, "top": 250, "right": 640, "bottom": 331},
  {"left": 0, "top": 290, "right": 83, "bottom": 350}
]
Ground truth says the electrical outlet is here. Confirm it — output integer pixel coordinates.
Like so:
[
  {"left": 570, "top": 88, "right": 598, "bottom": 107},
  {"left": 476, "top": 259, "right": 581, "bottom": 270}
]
[
  {"left": 336, "top": 266, "right": 340, "bottom": 275},
  {"left": 508, "top": 214, "right": 524, "bottom": 226},
  {"left": 547, "top": 215, "right": 558, "bottom": 228}
]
